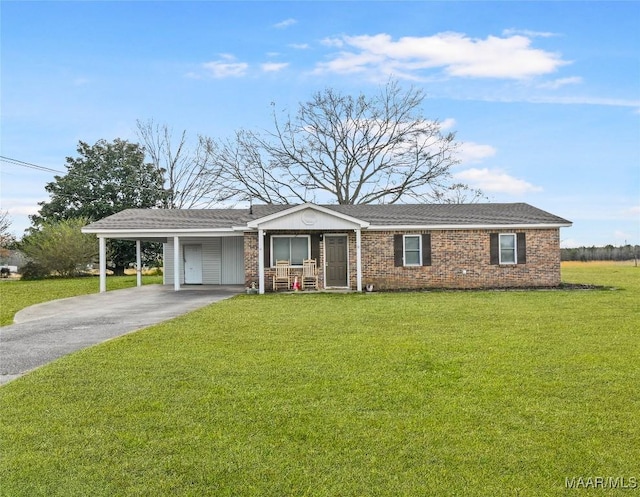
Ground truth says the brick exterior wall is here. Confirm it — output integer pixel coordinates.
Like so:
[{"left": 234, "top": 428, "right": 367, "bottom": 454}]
[
  {"left": 361, "top": 228, "right": 561, "bottom": 290},
  {"left": 245, "top": 228, "right": 562, "bottom": 291},
  {"left": 244, "top": 232, "right": 259, "bottom": 288}
]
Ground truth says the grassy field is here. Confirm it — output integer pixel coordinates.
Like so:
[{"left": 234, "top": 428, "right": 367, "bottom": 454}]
[
  {"left": 0, "top": 264, "right": 638, "bottom": 496},
  {"left": 0, "top": 275, "right": 163, "bottom": 326}
]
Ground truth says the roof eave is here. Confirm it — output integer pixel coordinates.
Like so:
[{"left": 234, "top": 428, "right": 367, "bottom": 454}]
[
  {"left": 367, "top": 222, "right": 572, "bottom": 231},
  {"left": 81, "top": 227, "right": 240, "bottom": 237}
]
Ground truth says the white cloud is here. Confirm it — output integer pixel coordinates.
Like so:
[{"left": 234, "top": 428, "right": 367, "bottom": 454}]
[
  {"left": 3, "top": 199, "right": 40, "bottom": 217},
  {"left": 261, "top": 62, "right": 289, "bottom": 73},
  {"left": 201, "top": 55, "right": 248, "bottom": 78},
  {"left": 622, "top": 205, "right": 640, "bottom": 218},
  {"left": 454, "top": 168, "right": 543, "bottom": 195},
  {"left": 458, "top": 142, "right": 497, "bottom": 165},
  {"left": 315, "top": 32, "right": 569, "bottom": 80},
  {"left": 321, "top": 37, "right": 344, "bottom": 48},
  {"left": 289, "top": 43, "right": 310, "bottom": 50},
  {"left": 502, "top": 28, "right": 558, "bottom": 38},
  {"left": 560, "top": 238, "right": 580, "bottom": 248},
  {"left": 445, "top": 93, "right": 640, "bottom": 111},
  {"left": 439, "top": 118, "right": 456, "bottom": 130},
  {"left": 274, "top": 18, "right": 297, "bottom": 29},
  {"left": 538, "top": 76, "right": 583, "bottom": 89},
  {"left": 613, "top": 230, "right": 636, "bottom": 242}
]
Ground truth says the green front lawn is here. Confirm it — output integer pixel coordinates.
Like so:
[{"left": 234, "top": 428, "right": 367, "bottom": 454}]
[
  {"left": 1, "top": 265, "right": 638, "bottom": 496},
  {"left": 0, "top": 275, "right": 163, "bottom": 326}
]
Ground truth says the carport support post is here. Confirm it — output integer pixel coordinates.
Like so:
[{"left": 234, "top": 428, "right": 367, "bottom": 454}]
[
  {"left": 355, "top": 228, "right": 362, "bottom": 292},
  {"left": 99, "top": 236, "right": 107, "bottom": 293},
  {"left": 258, "top": 228, "right": 265, "bottom": 294},
  {"left": 173, "top": 236, "right": 181, "bottom": 291},
  {"left": 136, "top": 240, "right": 142, "bottom": 288}
]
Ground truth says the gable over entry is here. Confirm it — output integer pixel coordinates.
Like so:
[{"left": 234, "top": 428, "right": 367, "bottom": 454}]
[{"left": 246, "top": 203, "right": 370, "bottom": 294}]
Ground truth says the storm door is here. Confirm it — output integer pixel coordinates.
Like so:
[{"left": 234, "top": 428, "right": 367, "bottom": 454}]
[{"left": 325, "top": 235, "right": 348, "bottom": 287}]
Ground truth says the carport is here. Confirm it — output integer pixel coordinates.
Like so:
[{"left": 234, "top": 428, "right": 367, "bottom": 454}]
[{"left": 82, "top": 210, "right": 248, "bottom": 292}]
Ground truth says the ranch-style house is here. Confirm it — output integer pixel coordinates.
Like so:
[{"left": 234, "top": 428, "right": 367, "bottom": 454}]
[{"left": 82, "top": 202, "right": 572, "bottom": 294}]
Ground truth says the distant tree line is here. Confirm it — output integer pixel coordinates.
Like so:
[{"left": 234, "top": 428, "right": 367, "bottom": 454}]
[{"left": 561, "top": 245, "right": 640, "bottom": 262}]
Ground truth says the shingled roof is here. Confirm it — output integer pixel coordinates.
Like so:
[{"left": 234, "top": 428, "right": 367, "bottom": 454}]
[
  {"left": 83, "top": 206, "right": 285, "bottom": 231},
  {"left": 323, "top": 203, "right": 571, "bottom": 226},
  {"left": 83, "top": 202, "right": 570, "bottom": 232}
]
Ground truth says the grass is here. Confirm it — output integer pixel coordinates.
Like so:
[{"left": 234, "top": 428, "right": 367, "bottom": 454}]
[
  {"left": 0, "top": 275, "right": 163, "bottom": 326},
  {"left": 0, "top": 263, "right": 638, "bottom": 496}
]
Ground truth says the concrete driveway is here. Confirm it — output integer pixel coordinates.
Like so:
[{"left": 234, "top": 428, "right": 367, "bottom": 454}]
[{"left": 0, "top": 285, "right": 243, "bottom": 386}]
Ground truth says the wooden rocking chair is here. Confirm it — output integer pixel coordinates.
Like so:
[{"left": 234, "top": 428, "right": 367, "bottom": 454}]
[
  {"left": 301, "top": 259, "right": 319, "bottom": 290},
  {"left": 272, "top": 260, "right": 291, "bottom": 291}
]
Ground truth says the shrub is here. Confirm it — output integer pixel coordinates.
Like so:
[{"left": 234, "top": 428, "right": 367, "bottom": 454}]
[
  {"left": 19, "top": 261, "right": 51, "bottom": 280},
  {"left": 20, "top": 218, "right": 97, "bottom": 278}
]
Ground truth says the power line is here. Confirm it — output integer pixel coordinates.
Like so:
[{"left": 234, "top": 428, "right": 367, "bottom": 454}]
[
  {"left": 0, "top": 156, "right": 65, "bottom": 174},
  {"left": 0, "top": 154, "right": 225, "bottom": 207},
  {"left": 0, "top": 155, "right": 169, "bottom": 196}
]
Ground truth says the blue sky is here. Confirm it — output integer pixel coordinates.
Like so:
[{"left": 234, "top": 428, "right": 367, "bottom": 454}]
[{"left": 1, "top": 1, "right": 638, "bottom": 246}]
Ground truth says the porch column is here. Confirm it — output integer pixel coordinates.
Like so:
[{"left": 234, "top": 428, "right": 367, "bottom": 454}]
[
  {"left": 173, "top": 236, "right": 181, "bottom": 291},
  {"left": 355, "top": 228, "right": 363, "bottom": 292},
  {"left": 258, "top": 228, "right": 265, "bottom": 294},
  {"left": 99, "top": 236, "right": 107, "bottom": 293},
  {"left": 136, "top": 240, "right": 142, "bottom": 287}
]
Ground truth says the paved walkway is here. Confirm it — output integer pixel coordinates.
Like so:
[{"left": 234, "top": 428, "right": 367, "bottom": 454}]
[{"left": 0, "top": 285, "right": 243, "bottom": 385}]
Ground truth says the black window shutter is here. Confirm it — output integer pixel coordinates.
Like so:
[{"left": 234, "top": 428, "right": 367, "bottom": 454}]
[
  {"left": 263, "top": 233, "right": 271, "bottom": 267},
  {"left": 421, "top": 234, "right": 432, "bottom": 266},
  {"left": 394, "top": 234, "right": 403, "bottom": 267},
  {"left": 311, "top": 234, "right": 321, "bottom": 262},
  {"left": 517, "top": 233, "right": 527, "bottom": 264},
  {"left": 490, "top": 233, "right": 499, "bottom": 265}
]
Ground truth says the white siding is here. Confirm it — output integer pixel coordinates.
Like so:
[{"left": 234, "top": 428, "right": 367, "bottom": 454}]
[
  {"left": 163, "top": 236, "right": 243, "bottom": 285},
  {"left": 164, "top": 242, "right": 178, "bottom": 285},
  {"left": 221, "top": 236, "right": 244, "bottom": 284}
]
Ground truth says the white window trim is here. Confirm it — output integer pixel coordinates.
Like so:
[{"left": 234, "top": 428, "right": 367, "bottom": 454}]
[
  {"left": 403, "top": 234, "right": 422, "bottom": 267},
  {"left": 499, "top": 233, "right": 517, "bottom": 265},
  {"left": 270, "top": 234, "right": 311, "bottom": 267}
]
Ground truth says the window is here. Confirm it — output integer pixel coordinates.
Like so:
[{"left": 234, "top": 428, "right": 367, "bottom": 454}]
[
  {"left": 271, "top": 236, "right": 310, "bottom": 266},
  {"left": 394, "top": 234, "right": 432, "bottom": 267},
  {"left": 490, "top": 233, "right": 526, "bottom": 265},
  {"left": 499, "top": 234, "right": 516, "bottom": 264},
  {"left": 404, "top": 235, "right": 422, "bottom": 266}
]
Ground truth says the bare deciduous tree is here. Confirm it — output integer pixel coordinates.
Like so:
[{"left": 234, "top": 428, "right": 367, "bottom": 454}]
[
  {"left": 200, "top": 130, "right": 306, "bottom": 205},
  {"left": 0, "top": 210, "right": 15, "bottom": 261},
  {"left": 203, "top": 80, "right": 476, "bottom": 205},
  {"left": 433, "top": 183, "right": 487, "bottom": 204},
  {"left": 0, "top": 210, "right": 12, "bottom": 244},
  {"left": 136, "top": 120, "right": 222, "bottom": 208}
]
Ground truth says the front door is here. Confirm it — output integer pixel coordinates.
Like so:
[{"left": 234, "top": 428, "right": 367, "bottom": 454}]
[
  {"left": 325, "top": 235, "right": 348, "bottom": 287},
  {"left": 183, "top": 245, "right": 203, "bottom": 284}
]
